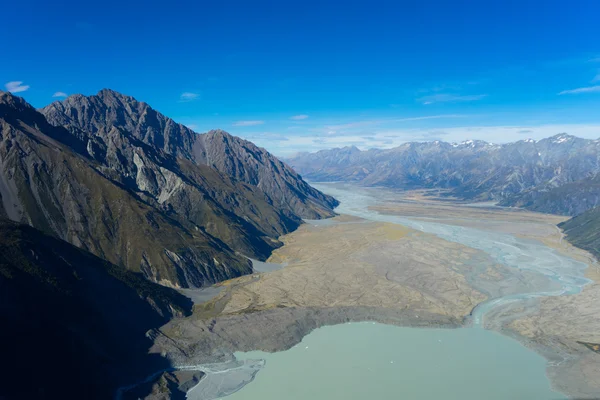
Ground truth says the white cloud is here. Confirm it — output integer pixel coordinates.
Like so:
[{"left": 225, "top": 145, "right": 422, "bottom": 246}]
[
  {"left": 592, "top": 74, "right": 600, "bottom": 83},
  {"left": 5, "top": 81, "right": 30, "bottom": 93},
  {"left": 290, "top": 114, "right": 309, "bottom": 120},
  {"left": 232, "top": 120, "right": 265, "bottom": 127},
  {"left": 52, "top": 91, "right": 68, "bottom": 98},
  {"left": 558, "top": 85, "right": 600, "bottom": 95},
  {"left": 180, "top": 92, "right": 200, "bottom": 102},
  {"left": 320, "top": 114, "right": 465, "bottom": 136},
  {"left": 393, "top": 114, "right": 465, "bottom": 123},
  {"left": 417, "top": 93, "right": 487, "bottom": 105}
]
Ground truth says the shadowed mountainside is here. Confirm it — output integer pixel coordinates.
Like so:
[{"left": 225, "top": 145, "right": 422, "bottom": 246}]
[
  {"left": 0, "top": 218, "right": 193, "bottom": 399},
  {"left": 559, "top": 207, "right": 600, "bottom": 260}
]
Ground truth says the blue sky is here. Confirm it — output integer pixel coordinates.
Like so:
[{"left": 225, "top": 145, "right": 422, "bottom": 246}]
[{"left": 3, "top": 0, "right": 600, "bottom": 155}]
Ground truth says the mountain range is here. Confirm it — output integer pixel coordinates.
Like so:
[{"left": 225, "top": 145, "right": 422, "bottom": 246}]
[
  {"left": 3, "top": 86, "right": 600, "bottom": 399},
  {"left": 0, "top": 89, "right": 337, "bottom": 289},
  {"left": 287, "top": 135, "right": 600, "bottom": 216}
]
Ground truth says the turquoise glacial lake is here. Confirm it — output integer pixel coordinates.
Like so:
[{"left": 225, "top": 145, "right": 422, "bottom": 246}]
[{"left": 225, "top": 322, "right": 563, "bottom": 400}]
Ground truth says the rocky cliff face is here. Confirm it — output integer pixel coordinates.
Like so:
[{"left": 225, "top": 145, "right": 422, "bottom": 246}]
[
  {"left": 0, "top": 218, "right": 193, "bottom": 399},
  {"left": 287, "top": 135, "right": 600, "bottom": 215},
  {"left": 41, "top": 89, "right": 338, "bottom": 220},
  {"left": 0, "top": 90, "right": 337, "bottom": 288},
  {"left": 192, "top": 129, "right": 339, "bottom": 219},
  {"left": 0, "top": 91, "right": 254, "bottom": 287}
]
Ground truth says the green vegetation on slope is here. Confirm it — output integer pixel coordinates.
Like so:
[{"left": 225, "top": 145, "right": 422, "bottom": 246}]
[{"left": 559, "top": 207, "right": 600, "bottom": 260}]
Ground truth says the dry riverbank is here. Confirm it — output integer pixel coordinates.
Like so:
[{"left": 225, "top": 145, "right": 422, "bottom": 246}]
[
  {"left": 370, "top": 193, "right": 600, "bottom": 399},
  {"left": 126, "top": 188, "right": 600, "bottom": 399}
]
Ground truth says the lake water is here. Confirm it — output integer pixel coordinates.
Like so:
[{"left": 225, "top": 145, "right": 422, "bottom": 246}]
[{"left": 226, "top": 323, "right": 563, "bottom": 400}]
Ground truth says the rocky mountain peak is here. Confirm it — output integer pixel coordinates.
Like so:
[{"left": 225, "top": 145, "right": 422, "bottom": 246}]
[
  {"left": 42, "top": 89, "right": 198, "bottom": 158},
  {"left": 0, "top": 90, "right": 30, "bottom": 112}
]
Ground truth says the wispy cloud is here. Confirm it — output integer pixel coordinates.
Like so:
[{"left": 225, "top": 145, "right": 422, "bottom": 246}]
[
  {"left": 558, "top": 85, "right": 600, "bottom": 95},
  {"left": 393, "top": 114, "right": 465, "bottom": 123},
  {"left": 5, "top": 81, "right": 30, "bottom": 93},
  {"left": 232, "top": 120, "right": 265, "bottom": 127},
  {"left": 244, "top": 132, "right": 290, "bottom": 142},
  {"left": 52, "top": 91, "right": 68, "bottom": 98},
  {"left": 321, "top": 114, "right": 466, "bottom": 136},
  {"left": 180, "top": 92, "right": 200, "bottom": 102},
  {"left": 417, "top": 93, "right": 487, "bottom": 105},
  {"left": 592, "top": 74, "right": 600, "bottom": 83},
  {"left": 290, "top": 114, "right": 309, "bottom": 120}
]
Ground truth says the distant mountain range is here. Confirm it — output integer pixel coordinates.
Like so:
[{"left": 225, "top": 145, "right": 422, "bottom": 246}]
[
  {"left": 287, "top": 135, "right": 600, "bottom": 216},
  {"left": 0, "top": 89, "right": 337, "bottom": 289}
]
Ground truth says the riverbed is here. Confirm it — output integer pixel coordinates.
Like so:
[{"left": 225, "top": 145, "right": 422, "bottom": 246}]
[{"left": 148, "top": 183, "right": 599, "bottom": 400}]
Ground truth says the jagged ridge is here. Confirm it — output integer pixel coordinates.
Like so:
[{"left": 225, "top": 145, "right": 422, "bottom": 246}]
[{"left": 1, "top": 90, "right": 338, "bottom": 287}]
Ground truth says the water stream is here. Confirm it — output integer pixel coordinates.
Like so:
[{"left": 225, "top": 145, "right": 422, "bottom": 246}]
[{"left": 313, "top": 183, "right": 591, "bottom": 327}]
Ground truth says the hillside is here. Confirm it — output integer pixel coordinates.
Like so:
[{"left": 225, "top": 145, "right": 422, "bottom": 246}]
[
  {"left": 0, "top": 90, "right": 337, "bottom": 287},
  {"left": 559, "top": 208, "right": 600, "bottom": 260},
  {"left": 41, "top": 89, "right": 338, "bottom": 220},
  {"left": 0, "top": 218, "right": 192, "bottom": 399}
]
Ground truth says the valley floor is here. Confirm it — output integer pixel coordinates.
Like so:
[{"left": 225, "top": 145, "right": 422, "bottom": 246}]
[{"left": 131, "top": 186, "right": 600, "bottom": 400}]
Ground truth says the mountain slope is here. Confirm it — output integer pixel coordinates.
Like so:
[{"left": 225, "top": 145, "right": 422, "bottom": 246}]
[
  {"left": 287, "top": 135, "right": 600, "bottom": 215},
  {"left": 499, "top": 174, "right": 600, "bottom": 215},
  {"left": 192, "top": 129, "right": 339, "bottom": 219},
  {"left": 41, "top": 89, "right": 338, "bottom": 219},
  {"left": 559, "top": 208, "right": 600, "bottom": 260},
  {"left": 0, "top": 91, "right": 254, "bottom": 287},
  {"left": 39, "top": 90, "right": 303, "bottom": 258},
  {"left": 0, "top": 218, "right": 192, "bottom": 399}
]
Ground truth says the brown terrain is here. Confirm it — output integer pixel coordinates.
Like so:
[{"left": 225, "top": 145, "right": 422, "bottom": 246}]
[{"left": 135, "top": 188, "right": 600, "bottom": 399}]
